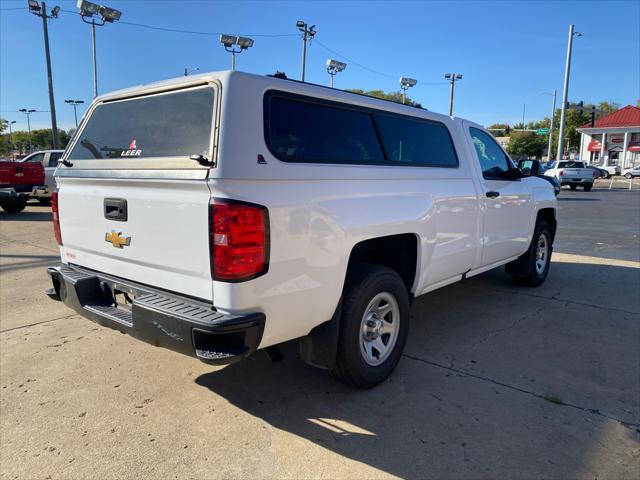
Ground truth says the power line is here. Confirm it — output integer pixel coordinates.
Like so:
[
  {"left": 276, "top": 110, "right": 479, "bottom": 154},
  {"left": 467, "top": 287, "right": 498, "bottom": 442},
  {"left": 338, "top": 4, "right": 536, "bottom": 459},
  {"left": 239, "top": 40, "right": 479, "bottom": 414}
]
[{"left": 0, "top": 7, "right": 26, "bottom": 11}]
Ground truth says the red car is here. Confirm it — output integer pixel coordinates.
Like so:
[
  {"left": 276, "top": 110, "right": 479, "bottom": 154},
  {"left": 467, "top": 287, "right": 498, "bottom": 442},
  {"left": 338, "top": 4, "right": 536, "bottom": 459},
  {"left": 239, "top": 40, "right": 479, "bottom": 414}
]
[{"left": 0, "top": 161, "right": 45, "bottom": 213}]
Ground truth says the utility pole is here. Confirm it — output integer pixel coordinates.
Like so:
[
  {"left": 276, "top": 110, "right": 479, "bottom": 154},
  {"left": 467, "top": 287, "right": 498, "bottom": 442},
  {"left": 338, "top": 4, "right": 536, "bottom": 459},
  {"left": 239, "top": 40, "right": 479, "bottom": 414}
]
[
  {"left": 296, "top": 21, "right": 316, "bottom": 82},
  {"left": 556, "top": 24, "right": 582, "bottom": 160},
  {"left": 522, "top": 103, "right": 526, "bottom": 128},
  {"left": 542, "top": 90, "right": 557, "bottom": 161},
  {"left": 77, "top": 1, "right": 122, "bottom": 98},
  {"left": 7, "top": 121, "right": 16, "bottom": 149},
  {"left": 28, "top": 1, "right": 60, "bottom": 149},
  {"left": 19, "top": 109, "right": 36, "bottom": 152},
  {"left": 444, "top": 73, "right": 463, "bottom": 116}
]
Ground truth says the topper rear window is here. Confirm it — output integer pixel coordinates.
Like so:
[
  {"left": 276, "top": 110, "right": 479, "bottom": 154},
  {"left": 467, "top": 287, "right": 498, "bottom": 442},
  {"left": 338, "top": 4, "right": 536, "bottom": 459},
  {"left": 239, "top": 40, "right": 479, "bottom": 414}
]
[{"left": 68, "top": 87, "right": 214, "bottom": 161}]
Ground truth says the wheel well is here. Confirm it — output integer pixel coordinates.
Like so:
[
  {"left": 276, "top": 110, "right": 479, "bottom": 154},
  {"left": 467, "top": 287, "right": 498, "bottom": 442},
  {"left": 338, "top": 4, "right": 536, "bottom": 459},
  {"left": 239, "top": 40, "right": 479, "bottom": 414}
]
[
  {"left": 347, "top": 234, "right": 418, "bottom": 292},
  {"left": 537, "top": 208, "right": 557, "bottom": 242}
]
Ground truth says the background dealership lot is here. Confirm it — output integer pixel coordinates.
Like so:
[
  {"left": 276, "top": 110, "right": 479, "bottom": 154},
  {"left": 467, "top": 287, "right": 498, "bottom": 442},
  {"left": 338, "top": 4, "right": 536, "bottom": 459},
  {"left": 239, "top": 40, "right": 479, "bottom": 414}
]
[{"left": 1, "top": 182, "right": 638, "bottom": 479}]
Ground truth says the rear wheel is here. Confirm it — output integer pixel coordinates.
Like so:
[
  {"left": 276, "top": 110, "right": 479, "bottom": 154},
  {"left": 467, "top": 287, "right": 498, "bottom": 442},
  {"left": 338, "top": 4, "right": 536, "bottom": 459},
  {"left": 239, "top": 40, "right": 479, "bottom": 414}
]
[
  {"left": 570, "top": 185, "right": 577, "bottom": 191},
  {"left": 625, "top": 173, "right": 632, "bottom": 179},
  {"left": 333, "top": 264, "right": 410, "bottom": 388},
  {"left": 583, "top": 183, "right": 592, "bottom": 192},
  {"left": 510, "top": 220, "right": 552, "bottom": 287},
  {"left": 37, "top": 198, "right": 51, "bottom": 206},
  {"left": 0, "top": 196, "right": 28, "bottom": 214}
]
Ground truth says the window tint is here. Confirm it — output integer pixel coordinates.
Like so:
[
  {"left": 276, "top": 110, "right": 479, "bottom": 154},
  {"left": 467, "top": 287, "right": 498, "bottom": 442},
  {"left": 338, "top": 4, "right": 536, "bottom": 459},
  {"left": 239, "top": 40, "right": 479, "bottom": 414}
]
[
  {"left": 68, "top": 87, "right": 214, "bottom": 160},
  {"left": 558, "top": 161, "right": 584, "bottom": 168},
  {"left": 24, "top": 153, "right": 44, "bottom": 164},
  {"left": 470, "top": 128, "right": 512, "bottom": 178},
  {"left": 48, "top": 152, "right": 63, "bottom": 167},
  {"left": 374, "top": 114, "right": 457, "bottom": 167},
  {"left": 267, "top": 96, "right": 384, "bottom": 164}
]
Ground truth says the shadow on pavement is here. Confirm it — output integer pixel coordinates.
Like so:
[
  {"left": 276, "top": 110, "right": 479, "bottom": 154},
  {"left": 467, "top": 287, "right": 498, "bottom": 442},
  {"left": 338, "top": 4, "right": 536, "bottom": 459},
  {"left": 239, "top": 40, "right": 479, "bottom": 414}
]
[
  {"left": 195, "top": 261, "right": 639, "bottom": 478},
  {"left": 0, "top": 254, "right": 59, "bottom": 272}
]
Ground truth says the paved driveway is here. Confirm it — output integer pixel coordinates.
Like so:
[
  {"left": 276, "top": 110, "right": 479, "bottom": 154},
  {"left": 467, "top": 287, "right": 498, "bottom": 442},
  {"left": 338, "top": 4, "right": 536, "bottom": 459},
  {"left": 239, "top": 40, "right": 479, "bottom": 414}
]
[{"left": 1, "top": 188, "right": 639, "bottom": 479}]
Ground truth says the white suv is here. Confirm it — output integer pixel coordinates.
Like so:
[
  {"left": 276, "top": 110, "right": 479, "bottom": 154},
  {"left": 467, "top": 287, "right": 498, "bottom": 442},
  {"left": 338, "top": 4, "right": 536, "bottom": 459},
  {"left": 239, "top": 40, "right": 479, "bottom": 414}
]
[{"left": 20, "top": 149, "right": 64, "bottom": 203}]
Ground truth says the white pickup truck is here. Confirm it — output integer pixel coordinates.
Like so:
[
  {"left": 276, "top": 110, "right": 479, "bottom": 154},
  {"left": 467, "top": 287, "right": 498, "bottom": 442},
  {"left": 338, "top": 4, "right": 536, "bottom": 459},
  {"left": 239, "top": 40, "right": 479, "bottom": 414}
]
[
  {"left": 46, "top": 71, "right": 557, "bottom": 388},
  {"left": 545, "top": 160, "right": 594, "bottom": 191}
]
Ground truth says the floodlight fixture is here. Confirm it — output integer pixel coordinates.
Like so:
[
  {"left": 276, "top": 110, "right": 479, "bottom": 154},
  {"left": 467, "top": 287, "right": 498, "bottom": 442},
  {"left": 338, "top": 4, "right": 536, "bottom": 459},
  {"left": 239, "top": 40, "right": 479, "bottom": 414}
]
[
  {"left": 28, "top": 0, "right": 41, "bottom": 12},
  {"left": 236, "top": 36, "right": 254, "bottom": 50},
  {"left": 220, "top": 34, "right": 237, "bottom": 48},
  {"left": 77, "top": 0, "right": 100, "bottom": 17},
  {"left": 326, "top": 59, "right": 347, "bottom": 72},
  {"left": 444, "top": 73, "right": 463, "bottom": 116},
  {"left": 219, "top": 34, "right": 253, "bottom": 70},
  {"left": 50, "top": 5, "right": 60, "bottom": 17},
  {"left": 326, "top": 59, "right": 347, "bottom": 88},
  {"left": 99, "top": 5, "right": 121, "bottom": 22},
  {"left": 399, "top": 77, "right": 417, "bottom": 88}
]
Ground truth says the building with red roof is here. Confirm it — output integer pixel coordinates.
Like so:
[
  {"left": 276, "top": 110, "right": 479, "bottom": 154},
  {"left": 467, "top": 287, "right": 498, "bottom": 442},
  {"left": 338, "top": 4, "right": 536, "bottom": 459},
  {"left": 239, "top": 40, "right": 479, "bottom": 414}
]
[{"left": 578, "top": 104, "right": 640, "bottom": 174}]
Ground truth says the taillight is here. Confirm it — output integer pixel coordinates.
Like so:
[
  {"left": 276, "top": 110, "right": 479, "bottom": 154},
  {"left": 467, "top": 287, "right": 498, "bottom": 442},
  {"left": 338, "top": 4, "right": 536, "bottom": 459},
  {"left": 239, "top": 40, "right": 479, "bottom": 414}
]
[
  {"left": 559, "top": 169, "right": 564, "bottom": 176},
  {"left": 210, "top": 199, "right": 269, "bottom": 281},
  {"left": 52, "top": 191, "right": 62, "bottom": 246}
]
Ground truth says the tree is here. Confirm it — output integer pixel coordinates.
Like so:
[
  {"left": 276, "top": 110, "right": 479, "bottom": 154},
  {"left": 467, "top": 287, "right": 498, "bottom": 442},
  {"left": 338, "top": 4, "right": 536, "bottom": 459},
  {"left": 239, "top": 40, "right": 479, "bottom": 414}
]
[
  {"left": 0, "top": 128, "right": 72, "bottom": 155},
  {"left": 507, "top": 131, "right": 547, "bottom": 158},
  {"left": 346, "top": 89, "right": 422, "bottom": 108},
  {"left": 487, "top": 123, "right": 510, "bottom": 137}
]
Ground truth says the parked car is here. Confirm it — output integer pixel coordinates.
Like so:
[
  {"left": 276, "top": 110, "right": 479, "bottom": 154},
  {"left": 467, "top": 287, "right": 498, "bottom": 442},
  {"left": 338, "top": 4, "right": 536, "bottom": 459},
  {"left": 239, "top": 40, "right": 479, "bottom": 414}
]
[
  {"left": 45, "top": 71, "right": 558, "bottom": 388},
  {"left": 602, "top": 165, "right": 622, "bottom": 177},
  {"left": 0, "top": 160, "right": 45, "bottom": 213},
  {"left": 542, "top": 161, "right": 556, "bottom": 171},
  {"left": 623, "top": 166, "right": 640, "bottom": 179},
  {"left": 545, "top": 160, "right": 595, "bottom": 191},
  {"left": 20, "top": 149, "right": 64, "bottom": 204}
]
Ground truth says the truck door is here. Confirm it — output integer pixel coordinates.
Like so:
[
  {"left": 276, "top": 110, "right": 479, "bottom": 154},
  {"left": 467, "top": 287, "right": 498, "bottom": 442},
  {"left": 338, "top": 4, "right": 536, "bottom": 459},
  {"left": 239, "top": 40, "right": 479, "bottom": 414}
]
[{"left": 465, "top": 125, "right": 533, "bottom": 266}]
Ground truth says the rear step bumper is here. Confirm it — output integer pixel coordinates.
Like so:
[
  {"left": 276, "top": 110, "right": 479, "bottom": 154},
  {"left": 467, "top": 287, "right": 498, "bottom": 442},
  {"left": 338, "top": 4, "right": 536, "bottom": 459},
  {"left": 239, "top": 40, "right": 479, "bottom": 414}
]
[{"left": 46, "top": 264, "right": 265, "bottom": 366}]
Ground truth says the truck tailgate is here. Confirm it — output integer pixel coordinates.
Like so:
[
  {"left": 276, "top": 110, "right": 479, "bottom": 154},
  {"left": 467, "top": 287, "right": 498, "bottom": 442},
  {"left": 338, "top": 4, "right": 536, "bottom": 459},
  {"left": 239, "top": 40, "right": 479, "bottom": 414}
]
[
  {"left": 0, "top": 161, "right": 43, "bottom": 188},
  {"left": 57, "top": 176, "right": 213, "bottom": 302}
]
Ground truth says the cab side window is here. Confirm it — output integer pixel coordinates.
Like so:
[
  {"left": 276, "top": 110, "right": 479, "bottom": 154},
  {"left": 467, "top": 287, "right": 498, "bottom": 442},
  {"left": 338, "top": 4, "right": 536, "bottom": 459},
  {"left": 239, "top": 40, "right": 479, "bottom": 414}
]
[
  {"left": 469, "top": 128, "right": 513, "bottom": 179},
  {"left": 24, "top": 153, "right": 45, "bottom": 165},
  {"left": 48, "top": 152, "right": 63, "bottom": 167}
]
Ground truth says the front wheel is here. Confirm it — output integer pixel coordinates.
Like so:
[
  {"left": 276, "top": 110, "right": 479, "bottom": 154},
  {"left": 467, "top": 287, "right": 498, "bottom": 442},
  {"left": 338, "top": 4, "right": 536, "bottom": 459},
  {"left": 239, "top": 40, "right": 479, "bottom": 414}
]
[
  {"left": 510, "top": 220, "right": 552, "bottom": 287},
  {"left": 333, "top": 264, "right": 410, "bottom": 388}
]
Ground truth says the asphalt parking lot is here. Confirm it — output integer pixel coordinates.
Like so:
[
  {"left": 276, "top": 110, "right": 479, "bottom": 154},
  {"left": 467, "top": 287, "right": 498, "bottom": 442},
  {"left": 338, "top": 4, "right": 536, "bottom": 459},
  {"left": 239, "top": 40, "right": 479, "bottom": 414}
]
[{"left": 1, "top": 181, "right": 639, "bottom": 479}]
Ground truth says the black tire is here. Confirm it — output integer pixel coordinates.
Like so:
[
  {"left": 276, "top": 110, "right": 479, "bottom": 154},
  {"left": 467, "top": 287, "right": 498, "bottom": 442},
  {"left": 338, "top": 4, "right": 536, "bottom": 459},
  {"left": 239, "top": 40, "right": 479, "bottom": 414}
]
[
  {"left": 583, "top": 184, "right": 592, "bottom": 192},
  {"left": 511, "top": 220, "right": 552, "bottom": 287},
  {"left": 570, "top": 185, "right": 577, "bottom": 191},
  {"left": 0, "top": 196, "right": 28, "bottom": 214},
  {"left": 625, "top": 173, "right": 632, "bottom": 179},
  {"left": 37, "top": 198, "right": 51, "bottom": 206},
  {"left": 332, "top": 264, "right": 410, "bottom": 388}
]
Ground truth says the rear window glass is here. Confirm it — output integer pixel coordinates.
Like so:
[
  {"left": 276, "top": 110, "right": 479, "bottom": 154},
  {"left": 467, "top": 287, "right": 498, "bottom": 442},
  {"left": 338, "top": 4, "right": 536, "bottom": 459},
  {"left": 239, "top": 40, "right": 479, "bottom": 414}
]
[
  {"left": 266, "top": 96, "right": 384, "bottom": 164},
  {"left": 374, "top": 114, "right": 458, "bottom": 167},
  {"left": 558, "top": 161, "right": 585, "bottom": 168},
  {"left": 68, "top": 87, "right": 214, "bottom": 160}
]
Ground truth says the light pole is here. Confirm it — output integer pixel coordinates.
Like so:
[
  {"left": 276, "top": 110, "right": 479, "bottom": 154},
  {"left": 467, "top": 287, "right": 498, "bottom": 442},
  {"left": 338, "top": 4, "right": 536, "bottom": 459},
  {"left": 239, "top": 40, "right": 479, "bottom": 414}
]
[
  {"left": 28, "top": 0, "right": 60, "bottom": 149},
  {"left": 18, "top": 109, "right": 36, "bottom": 152},
  {"left": 326, "top": 59, "right": 346, "bottom": 88},
  {"left": 542, "top": 90, "right": 557, "bottom": 161},
  {"left": 7, "top": 121, "right": 16, "bottom": 151},
  {"left": 77, "top": 0, "right": 122, "bottom": 99},
  {"left": 219, "top": 35, "right": 254, "bottom": 70},
  {"left": 296, "top": 20, "right": 316, "bottom": 82},
  {"left": 184, "top": 67, "right": 199, "bottom": 76},
  {"left": 399, "top": 77, "right": 417, "bottom": 105},
  {"left": 556, "top": 25, "right": 582, "bottom": 160},
  {"left": 444, "top": 73, "right": 463, "bottom": 116},
  {"left": 65, "top": 99, "right": 85, "bottom": 128}
]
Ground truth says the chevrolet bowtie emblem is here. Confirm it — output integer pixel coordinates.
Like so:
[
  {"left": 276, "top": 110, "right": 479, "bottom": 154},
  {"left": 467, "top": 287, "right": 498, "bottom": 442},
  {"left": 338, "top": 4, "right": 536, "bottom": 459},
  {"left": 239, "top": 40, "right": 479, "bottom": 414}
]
[{"left": 105, "top": 230, "right": 131, "bottom": 249}]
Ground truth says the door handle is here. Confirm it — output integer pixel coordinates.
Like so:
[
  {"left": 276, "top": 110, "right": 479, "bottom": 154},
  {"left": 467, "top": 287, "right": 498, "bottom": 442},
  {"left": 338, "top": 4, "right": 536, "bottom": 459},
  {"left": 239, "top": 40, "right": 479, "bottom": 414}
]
[{"left": 486, "top": 191, "right": 500, "bottom": 199}]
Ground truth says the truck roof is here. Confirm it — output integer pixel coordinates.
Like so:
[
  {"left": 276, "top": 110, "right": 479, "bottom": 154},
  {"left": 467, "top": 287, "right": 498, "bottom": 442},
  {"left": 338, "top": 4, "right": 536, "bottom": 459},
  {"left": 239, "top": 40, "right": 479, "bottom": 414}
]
[{"left": 94, "top": 70, "right": 464, "bottom": 126}]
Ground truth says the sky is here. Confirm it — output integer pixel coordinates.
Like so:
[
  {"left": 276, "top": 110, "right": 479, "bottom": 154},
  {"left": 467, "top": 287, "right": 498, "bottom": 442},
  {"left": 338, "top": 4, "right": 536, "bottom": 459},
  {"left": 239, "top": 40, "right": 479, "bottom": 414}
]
[{"left": 1, "top": 0, "right": 639, "bottom": 132}]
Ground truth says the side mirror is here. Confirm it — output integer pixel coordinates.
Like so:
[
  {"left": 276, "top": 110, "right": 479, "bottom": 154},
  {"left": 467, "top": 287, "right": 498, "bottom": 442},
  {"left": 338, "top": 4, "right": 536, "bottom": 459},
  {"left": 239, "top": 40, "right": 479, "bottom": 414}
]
[{"left": 518, "top": 159, "right": 541, "bottom": 176}]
